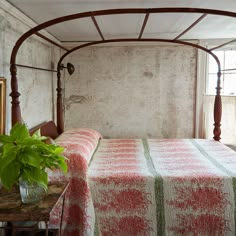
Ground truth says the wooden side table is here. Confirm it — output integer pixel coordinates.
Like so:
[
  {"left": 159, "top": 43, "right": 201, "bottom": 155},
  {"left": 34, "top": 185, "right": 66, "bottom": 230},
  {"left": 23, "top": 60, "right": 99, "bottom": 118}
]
[{"left": 0, "top": 182, "right": 69, "bottom": 236}]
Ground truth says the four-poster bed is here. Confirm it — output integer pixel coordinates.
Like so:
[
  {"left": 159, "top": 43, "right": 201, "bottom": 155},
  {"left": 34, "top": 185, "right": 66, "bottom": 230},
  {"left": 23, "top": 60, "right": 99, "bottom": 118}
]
[{"left": 8, "top": 7, "right": 236, "bottom": 235}]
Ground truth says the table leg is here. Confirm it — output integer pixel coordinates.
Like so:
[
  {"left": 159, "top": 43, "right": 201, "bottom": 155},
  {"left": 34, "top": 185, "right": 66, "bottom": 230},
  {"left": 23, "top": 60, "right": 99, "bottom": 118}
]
[
  {"left": 59, "top": 195, "right": 66, "bottom": 236},
  {"left": 45, "top": 221, "right": 48, "bottom": 236},
  {"left": 11, "top": 227, "right": 15, "bottom": 236}
]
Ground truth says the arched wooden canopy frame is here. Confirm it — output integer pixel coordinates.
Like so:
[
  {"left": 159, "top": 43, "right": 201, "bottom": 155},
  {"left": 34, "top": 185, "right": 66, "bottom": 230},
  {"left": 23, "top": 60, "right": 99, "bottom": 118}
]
[{"left": 10, "top": 7, "right": 236, "bottom": 141}]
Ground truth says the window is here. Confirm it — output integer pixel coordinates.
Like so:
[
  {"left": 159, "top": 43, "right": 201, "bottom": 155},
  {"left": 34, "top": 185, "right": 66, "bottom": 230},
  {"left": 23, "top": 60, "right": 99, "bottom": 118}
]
[
  {"left": 207, "top": 50, "right": 236, "bottom": 96},
  {"left": 204, "top": 49, "right": 236, "bottom": 145}
]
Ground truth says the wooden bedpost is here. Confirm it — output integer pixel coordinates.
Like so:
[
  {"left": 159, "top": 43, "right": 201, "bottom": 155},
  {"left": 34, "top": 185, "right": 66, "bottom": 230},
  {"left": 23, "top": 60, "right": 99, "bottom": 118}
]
[
  {"left": 10, "top": 64, "right": 22, "bottom": 126},
  {"left": 57, "top": 69, "right": 64, "bottom": 134},
  {"left": 213, "top": 71, "right": 222, "bottom": 141}
]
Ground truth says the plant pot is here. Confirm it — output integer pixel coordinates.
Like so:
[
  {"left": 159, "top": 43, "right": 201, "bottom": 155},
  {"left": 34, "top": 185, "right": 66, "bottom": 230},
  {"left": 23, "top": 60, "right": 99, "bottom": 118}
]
[{"left": 19, "top": 180, "right": 46, "bottom": 204}]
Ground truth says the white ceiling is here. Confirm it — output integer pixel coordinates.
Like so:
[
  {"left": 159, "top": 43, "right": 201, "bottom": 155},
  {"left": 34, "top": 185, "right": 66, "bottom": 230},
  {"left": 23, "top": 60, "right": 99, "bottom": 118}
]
[{"left": 6, "top": 0, "right": 236, "bottom": 42}]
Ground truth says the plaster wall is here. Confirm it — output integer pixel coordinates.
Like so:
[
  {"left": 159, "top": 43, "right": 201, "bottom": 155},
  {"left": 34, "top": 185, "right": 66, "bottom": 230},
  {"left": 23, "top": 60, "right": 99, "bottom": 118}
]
[
  {"left": 0, "top": 1, "right": 61, "bottom": 132},
  {"left": 65, "top": 45, "right": 197, "bottom": 138}
]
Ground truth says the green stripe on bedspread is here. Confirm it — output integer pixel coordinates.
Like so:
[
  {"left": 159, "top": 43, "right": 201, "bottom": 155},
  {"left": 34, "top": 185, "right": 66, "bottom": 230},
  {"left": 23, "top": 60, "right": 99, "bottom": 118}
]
[
  {"left": 190, "top": 139, "right": 236, "bottom": 233},
  {"left": 142, "top": 139, "right": 166, "bottom": 236}
]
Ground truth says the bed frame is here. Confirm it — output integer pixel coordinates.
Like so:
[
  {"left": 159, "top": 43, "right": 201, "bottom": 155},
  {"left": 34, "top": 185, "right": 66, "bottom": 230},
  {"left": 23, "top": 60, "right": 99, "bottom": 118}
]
[{"left": 10, "top": 8, "right": 236, "bottom": 141}]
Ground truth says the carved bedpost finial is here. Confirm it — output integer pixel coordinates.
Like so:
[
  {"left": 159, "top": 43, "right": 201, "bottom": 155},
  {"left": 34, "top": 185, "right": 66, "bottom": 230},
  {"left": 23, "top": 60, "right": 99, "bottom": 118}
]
[
  {"left": 57, "top": 69, "right": 64, "bottom": 134},
  {"left": 213, "top": 71, "right": 222, "bottom": 141},
  {"left": 10, "top": 64, "right": 22, "bottom": 126}
]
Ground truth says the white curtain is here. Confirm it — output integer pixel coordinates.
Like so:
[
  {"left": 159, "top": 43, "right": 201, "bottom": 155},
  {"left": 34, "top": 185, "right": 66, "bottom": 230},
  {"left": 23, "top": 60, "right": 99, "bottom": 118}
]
[{"left": 204, "top": 95, "right": 236, "bottom": 145}]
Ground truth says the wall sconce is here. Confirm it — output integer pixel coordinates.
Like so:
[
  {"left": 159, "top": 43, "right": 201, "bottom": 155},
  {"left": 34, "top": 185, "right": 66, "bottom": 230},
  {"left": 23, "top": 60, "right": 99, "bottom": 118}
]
[{"left": 59, "top": 62, "right": 75, "bottom": 75}]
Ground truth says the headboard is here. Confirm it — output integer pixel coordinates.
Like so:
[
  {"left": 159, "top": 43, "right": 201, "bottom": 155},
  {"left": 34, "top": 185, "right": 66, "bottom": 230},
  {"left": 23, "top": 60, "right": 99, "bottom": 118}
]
[{"left": 29, "top": 120, "right": 59, "bottom": 139}]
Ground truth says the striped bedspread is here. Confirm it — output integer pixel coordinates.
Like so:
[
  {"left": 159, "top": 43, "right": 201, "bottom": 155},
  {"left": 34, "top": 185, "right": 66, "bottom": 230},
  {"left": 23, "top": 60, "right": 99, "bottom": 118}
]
[
  {"left": 88, "top": 139, "right": 236, "bottom": 236},
  {"left": 50, "top": 128, "right": 102, "bottom": 235}
]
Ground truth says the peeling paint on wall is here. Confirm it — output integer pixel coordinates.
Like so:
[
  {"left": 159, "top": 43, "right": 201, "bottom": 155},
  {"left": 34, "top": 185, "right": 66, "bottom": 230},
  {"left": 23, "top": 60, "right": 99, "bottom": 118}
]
[
  {"left": 65, "top": 95, "right": 92, "bottom": 110},
  {"left": 143, "top": 71, "right": 153, "bottom": 78},
  {"left": 65, "top": 45, "right": 197, "bottom": 138}
]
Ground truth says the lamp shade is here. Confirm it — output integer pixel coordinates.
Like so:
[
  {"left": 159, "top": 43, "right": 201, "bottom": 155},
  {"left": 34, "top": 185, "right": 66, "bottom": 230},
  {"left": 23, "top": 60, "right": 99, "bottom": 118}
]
[{"left": 67, "top": 63, "right": 75, "bottom": 75}]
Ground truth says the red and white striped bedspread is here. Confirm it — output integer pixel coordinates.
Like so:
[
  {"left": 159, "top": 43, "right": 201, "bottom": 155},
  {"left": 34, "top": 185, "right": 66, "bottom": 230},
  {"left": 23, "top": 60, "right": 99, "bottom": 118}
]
[
  {"left": 49, "top": 128, "right": 102, "bottom": 235},
  {"left": 88, "top": 139, "right": 236, "bottom": 235}
]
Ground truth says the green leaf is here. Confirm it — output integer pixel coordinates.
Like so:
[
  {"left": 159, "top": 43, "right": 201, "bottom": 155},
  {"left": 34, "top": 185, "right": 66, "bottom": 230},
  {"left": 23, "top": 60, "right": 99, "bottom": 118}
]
[
  {"left": 32, "top": 129, "right": 41, "bottom": 138},
  {"left": 0, "top": 161, "right": 20, "bottom": 190},
  {"left": 0, "top": 135, "right": 13, "bottom": 143},
  {"left": 32, "top": 130, "right": 47, "bottom": 141},
  {"left": 21, "top": 138, "right": 44, "bottom": 146},
  {"left": 57, "top": 157, "right": 68, "bottom": 173},
  {"left": 0, "top": 144, "right": 3, "bottom": 154},
  {"left": 23, "top": 168, "right": 48, "bottom": 190},
  {"left": 22, "top": 150, "right": 42, "bottom": 168},
  {"left": 0, "top": 144, "right": 17, "bottom": 174},
  {"left": 53, "top": 146, "right": 64, "bottom": 155},
  {"left": 10, "top": 123, "right": 29, "bottom": 141}
]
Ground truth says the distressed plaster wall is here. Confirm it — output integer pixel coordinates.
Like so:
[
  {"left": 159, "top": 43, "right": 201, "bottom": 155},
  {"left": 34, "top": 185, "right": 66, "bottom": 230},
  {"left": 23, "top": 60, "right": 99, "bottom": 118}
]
[
  {"left": 65, "top": 45, "right": 197, "bottom": 138},
  {"left": 0, "top": 1, "right": 61, "bottom": 132}
]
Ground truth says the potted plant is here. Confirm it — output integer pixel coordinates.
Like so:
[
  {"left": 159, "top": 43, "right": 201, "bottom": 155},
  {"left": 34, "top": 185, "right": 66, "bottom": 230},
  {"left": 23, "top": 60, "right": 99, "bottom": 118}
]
[{"left": 0, "top": 123, "right": 67, "bottom": 203}]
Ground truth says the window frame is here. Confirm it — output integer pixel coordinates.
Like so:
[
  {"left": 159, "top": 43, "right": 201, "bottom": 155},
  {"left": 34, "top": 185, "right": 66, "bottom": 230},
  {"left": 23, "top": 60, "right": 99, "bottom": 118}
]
[{"left": 206, "top": 48, "right": 236, "bottom": 96}]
